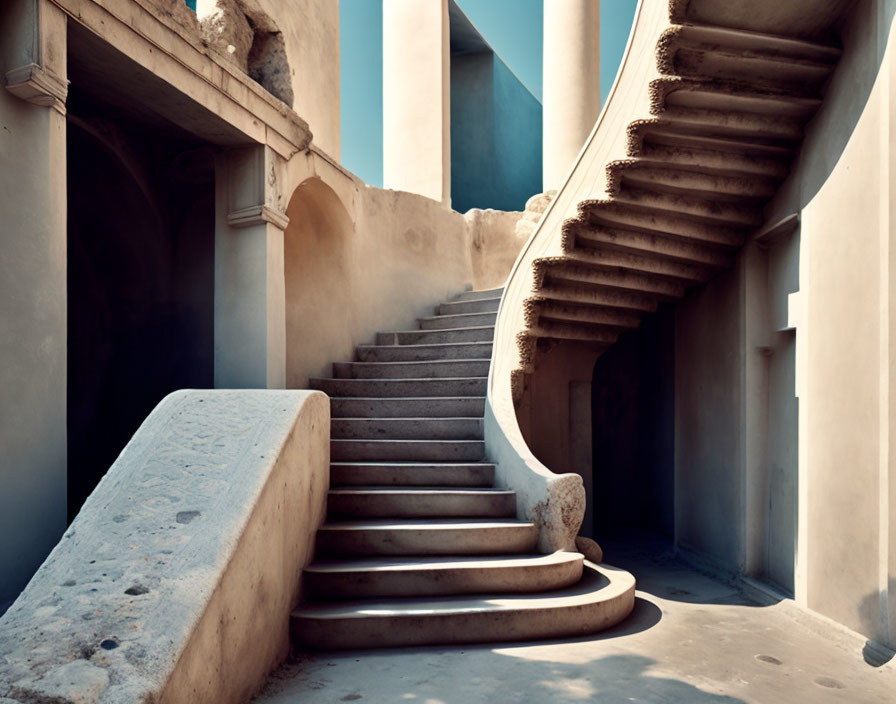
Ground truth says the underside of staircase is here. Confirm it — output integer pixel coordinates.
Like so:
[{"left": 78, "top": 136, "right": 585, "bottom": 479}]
[
  {"left": 517, "top": 21, "right": 840, "bottom": 370},
  {"left": 298, "top": 288, "right": 635, "bottom": 650}
]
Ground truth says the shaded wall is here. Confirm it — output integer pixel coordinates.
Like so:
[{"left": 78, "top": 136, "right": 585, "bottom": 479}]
[
  {"left": 450, "top": 52, "right": 542, "bottom": 213},
  {"left": 0, "top": 0, "right": 68, "bottom": 614},
  {"left": 592, "top": 307, "right": 675, "bottom": 539},
  {"left": 67, "top": 115, "right": 214, "bottom": 518}
]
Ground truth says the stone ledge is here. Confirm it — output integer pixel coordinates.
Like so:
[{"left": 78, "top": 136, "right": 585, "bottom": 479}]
[{"left": 0, "top": 389, "right": 330, "bottom": 704}]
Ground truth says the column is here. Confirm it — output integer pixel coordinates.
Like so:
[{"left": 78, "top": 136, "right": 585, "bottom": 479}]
[
  {"left": 0, "top": 0, "right": 69, "bottom": 610},
  {"left": 542, "top": 0, "right": 601, "bottom": 191},
  {"left": 214, "top": 145, "right": 288, "bottom": 389},
  {"left": 382, "top": 0, "right": 451, "bottom": 205}
]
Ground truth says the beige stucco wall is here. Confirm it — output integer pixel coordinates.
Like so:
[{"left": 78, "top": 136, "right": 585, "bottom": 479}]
[
  {"left": 260, "top": 0, "right": 341, "bottom": 159},
  {"left": 283, "top": 151, "right": 476, "bottom": 388},
  {"left": 761, "top": 0, "right": 896, "bottom": 646}
]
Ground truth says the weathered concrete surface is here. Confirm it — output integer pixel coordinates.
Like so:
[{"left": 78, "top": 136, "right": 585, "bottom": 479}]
[
  {"left": 0, "top": 390, "right": 329, "bottom": 704},
  {"left": 255, "top": 537, "right": 896, "bottom": 704}
]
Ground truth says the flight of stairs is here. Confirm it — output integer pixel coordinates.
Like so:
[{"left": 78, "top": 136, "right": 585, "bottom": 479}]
[
  {"left": 295, "top": 287, "right": 635, "bottom": 650},
  {"left": 515, "top": 22, "right": 840, "bottom": 362}
]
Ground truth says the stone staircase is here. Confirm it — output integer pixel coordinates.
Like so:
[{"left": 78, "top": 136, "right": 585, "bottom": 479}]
[
  {"left": 296, "top": 287, "right": 635, "bottom": 650},
  {"left": 514, "top": 22, "right": 840, "bottom": 363}
]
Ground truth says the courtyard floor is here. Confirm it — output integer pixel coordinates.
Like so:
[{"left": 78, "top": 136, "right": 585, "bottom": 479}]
[{"left": 255, "top": 536, "right": 896, "bottom": 703}]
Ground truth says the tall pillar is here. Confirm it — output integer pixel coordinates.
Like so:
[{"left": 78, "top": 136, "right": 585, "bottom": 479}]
[
  {"left": 214, "top": 145, "right": 288, "bottom": 389},
  {"left": 0, "top": 0, "right": 69, "bottom": 611},
  {"left": 542, "top": 0, "right": 601, "bottom": 191},
  {"left": 382, "top": 0, "right": 451, "bottom": 206}
]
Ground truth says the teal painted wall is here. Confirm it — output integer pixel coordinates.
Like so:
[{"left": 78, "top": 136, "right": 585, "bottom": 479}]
[{"left": 450, "top": 52, "right": 542, "bottom": 213}]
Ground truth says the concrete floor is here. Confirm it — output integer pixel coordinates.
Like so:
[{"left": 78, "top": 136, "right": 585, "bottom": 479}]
[{"left": 255, "top": 536, "right": 896, "bottom": 703}]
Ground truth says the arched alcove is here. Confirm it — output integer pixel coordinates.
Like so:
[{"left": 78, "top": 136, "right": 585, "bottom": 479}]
[{"left": 284, "top": 177, "right": 355, "bottom": 388}]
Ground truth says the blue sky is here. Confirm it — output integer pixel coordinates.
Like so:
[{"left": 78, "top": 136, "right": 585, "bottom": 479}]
[{"left": 340, "top": 0, "right": 638, "bottom": 187}]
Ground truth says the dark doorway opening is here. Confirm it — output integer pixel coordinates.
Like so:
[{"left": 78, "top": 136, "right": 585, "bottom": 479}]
[
  {"left": 66, "top": 52, "right": 215, "bottom": 519},
  {"left": 591, "top": 305, "right": 675, "bottom": 540}
]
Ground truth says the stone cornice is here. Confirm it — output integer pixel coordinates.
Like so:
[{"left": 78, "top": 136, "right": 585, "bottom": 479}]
[
  {"left": 226, "top": 204, "right": 289, "bottom": 231},
  {"left": 5, "top": 62, "right": 68, "bottom": 115}
]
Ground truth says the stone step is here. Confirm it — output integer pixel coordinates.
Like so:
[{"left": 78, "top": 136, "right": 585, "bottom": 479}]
[
  {"left": 636, "top": 142, "right": 790, "bottom": 179},
  {"left": 356, "top": 341, "right": 493, "bottom": 362},
  {"left": 579, "top": 201, "right": 745, "bottom": 248},
  {"left": 330, "top": 462, "right": 495, "bottom": 487},
  {"left": 376, "top": 326, "right": 495, "bottom": 346},
  {"left": 653, "top": 77, "right": 823, "bottom": 119},
  {"left": 663, "top": 25, "right": 840, "bottom": 87},
  {"left": 329, "top": 396, "right": 485, "bottom": 419},
  {"left": 315, "top": 518, "right": 539, "bottom": 557},
  {"left": 310, "top": 377, "right": 487, "bottom": 398},
  {"left": 611, "top": 161, "right": 778, "bottom": 201},
  {"left": 557, "top": 246, "right": 715, "bottom": 285},
  {"left": 525, "top": 300, "right": 643, "bottom": 331},
  {"left": 330, "top": 439, "right": 485, "bottom": 462},
  {"left": 291, "top": 562, "right": 636, "bottom": 649},
  {"left": 609, "top": 188, "right": 763, "bottom": 229},
  {"left": 333, "top": 359, "right": 491, "bottom": 379},
  {"left": 526, "top": 321, "right": 619, "bottom": 345},
  {"left": 534, "top": 284, "right": 659, "bottom": 313},
  {"left": 304, "top": 552, "right": 584, "bottom": 599},
  {"left": 654, "top": 106, "right": 803, "bottom": 142},
  {"left": 567, "top": 222, "right": 734, "bottom": 269},
  {"left": 438, "top": 297, "right": 501, "bottom": 315},
  {"left": 535, "top": 258, "right": 685, "bottom": 298},
  {"left": 330, "top": 417, "right": 483, "bottom": 441},
  {"left": 449, "top": 287, "right": 504, "bottom": 302},
  {"left": 326, "top": 487, "right": 516, "bottom": 518},
  {"left": 639, "top": 125, "right": 797, "bottom": 159},
  {"left": 418, "top": 311, "right": 498, "bottom": 330}
]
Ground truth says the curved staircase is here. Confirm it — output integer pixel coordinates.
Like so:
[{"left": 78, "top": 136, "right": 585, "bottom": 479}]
[
  {"left": 297, "top": 288, "right": 635, "bottom": 650},
  {"left": 512, "top": 15, "right": 840, "bottom": 365}
]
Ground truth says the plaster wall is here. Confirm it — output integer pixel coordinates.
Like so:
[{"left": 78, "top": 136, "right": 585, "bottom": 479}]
[
  {"left": 761, "top": 0, "right": 896, "bottom": 645},
  {"left": 283, "top": 151, "right": 475, "bottom": 388},
  {"left": 465, "top": 208, "right": 525, "bottom": 290},
  {"left": 674, "top": 264, "right": 745, "bottom": 573},
  {"left": 259, "top": 0, "right": 340, "bottom": 159},
  {"left": 0, "top": 0, "right": 68, "bottom": 614},
  {"left": 450, "top": 52, "right": 542, "bottom": 213}
]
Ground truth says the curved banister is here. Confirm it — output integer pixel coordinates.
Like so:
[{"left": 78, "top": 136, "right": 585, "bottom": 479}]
[{"left": 485, "top": 0, "right": 670, "bottom": 552}]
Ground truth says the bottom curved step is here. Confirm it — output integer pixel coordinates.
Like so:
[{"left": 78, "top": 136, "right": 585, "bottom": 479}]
[{"left": 291, "top": 561, "right": 636, "bottom": 650}]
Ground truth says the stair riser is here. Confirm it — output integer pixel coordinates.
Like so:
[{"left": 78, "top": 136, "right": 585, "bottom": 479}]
[
  {"left": 304, "top": 559, "right": 583, "bottom": 599},
  {"left": 330, "top": 440, "right": 485, "bottom": 462},
  {"left": 356, "top": 343, "right": 493, "bottom": 362},
  {"left": 292, "top": 574, "right": 635, "bottom": 649},
  {"left": 449, "top": 288, "right": 504, "bottom": 302},
  {"left": 311, "top": 378, "right": 487, "bottom": 398},
  {"left": 419, "top": 313, "right": 498, "bottom": 330},
  {"left": 330, "top": 464, "right": 495, "bottom": 487},
  {"left": 333, "top": 360, "right": 491, "bottom": 379},
  {"left": 316, "top": 525, "right": 538, "bottom": 557},
  {"left": 327, "top": 492, "right": 516, "bottom": 518},
  {"left": 437, "top": 298, "right": 501, "bottom": 315},
  {"left": 330, "top": 418, "right": 483, "bottom": 441},
  {"left": 376, "top": 327, "right": 494, "bottom": 345},
  {"left": 330, "top": 397, "right": 485, "bottom": 419}
]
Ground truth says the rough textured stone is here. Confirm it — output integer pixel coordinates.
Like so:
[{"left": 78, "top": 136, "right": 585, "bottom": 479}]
[
  {"left": 0, "top": 390, "right": 329, "bottom": 704},
  {"left": 575, "top": 535, "right": 604, "bottom": 563}
]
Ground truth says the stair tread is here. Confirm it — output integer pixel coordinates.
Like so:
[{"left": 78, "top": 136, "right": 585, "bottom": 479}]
[
  {"left": 293, "top": 562, "right": 632, "bottom": 617},
  {"left": 305, "top": 552, "right": 582, "bottom": 574},
  {"left": 328, "top": 487, "right": 514, "bottom": 495},
  {"left": 320, "top": 518, "right": 534, "bottom": 529}
]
